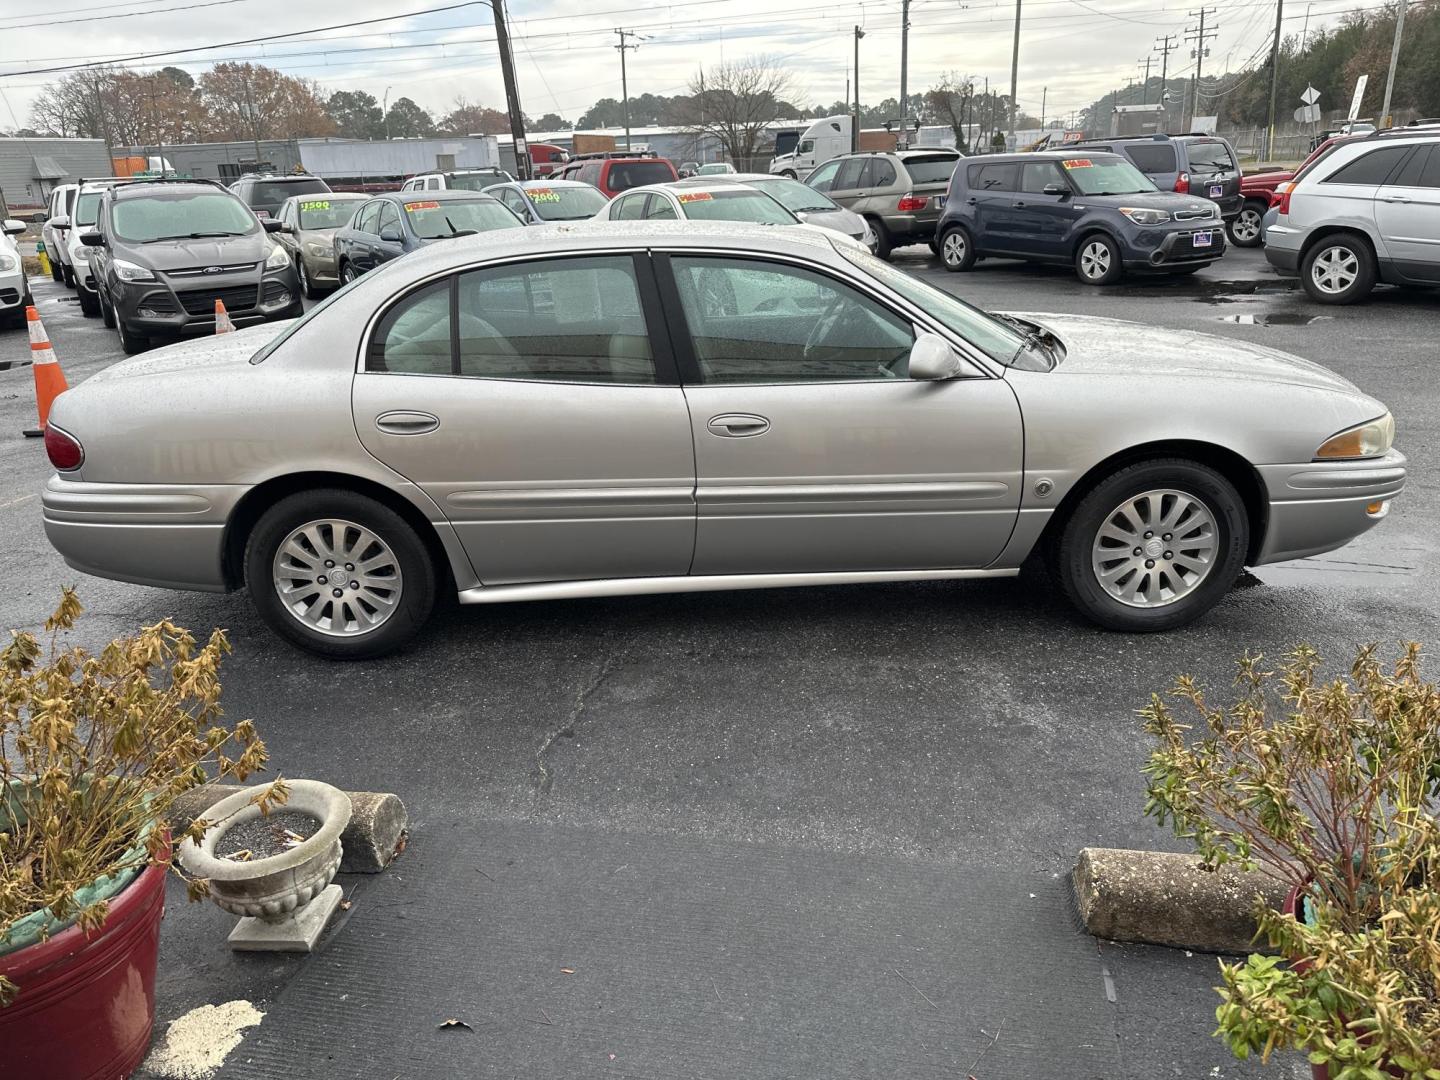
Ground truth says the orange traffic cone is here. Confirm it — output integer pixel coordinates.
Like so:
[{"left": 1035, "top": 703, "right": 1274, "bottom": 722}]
[
  {"left": 214, "top": 298, "right": 235, "bottom": 335},
  {"left": 22, "top": 306, "right": 68, "bottom": 438}
]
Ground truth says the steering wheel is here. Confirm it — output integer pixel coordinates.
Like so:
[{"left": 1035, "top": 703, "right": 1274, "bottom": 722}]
[{"left": 801, "top": 294, "right": 851, "bottom": 362}]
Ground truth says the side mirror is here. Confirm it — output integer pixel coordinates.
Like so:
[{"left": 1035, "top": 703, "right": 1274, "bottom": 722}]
[
  {"left": 262, "top": 219, "right": 286, "bottom": 233},
  {"left": 908, "top": 332, "right": 966, "bottom": 381},
  {"left": 378, "top": 226, "right": 404, "bottom": 243},
  {"left": 1042, "top": 183, "right": 1070, "bottom": 197},
  {"left": 80, "top": 231, "right": 105, "bottom": 248},
  {"left": 3, "top": 218, "right": 25, "bottom": 237},
  {"left": 50, "top": 215, "right": 71, "bottom": 230}
]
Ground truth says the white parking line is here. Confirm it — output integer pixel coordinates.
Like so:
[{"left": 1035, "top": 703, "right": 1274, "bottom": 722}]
[{"left": 0, "top": 493, "right": 37, "bottom": 511}]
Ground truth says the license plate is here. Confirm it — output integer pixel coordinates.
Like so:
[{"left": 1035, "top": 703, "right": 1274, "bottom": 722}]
[
  {"left": 1208, "top": 184, "right": 1224, "bottom": 197},
  {"left": 935, "top": 195, "right": 947, "bottom": 209},
  {"left": 1192, "top": 231, "right": 1213, "bottom": 248}
]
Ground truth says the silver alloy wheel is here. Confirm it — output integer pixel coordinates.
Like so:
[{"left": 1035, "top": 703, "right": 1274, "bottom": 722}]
[
  {"left": 1232, "top": 208, "right": 1262, "bottom": 243},
  {"left": 271, "top": 518, "right": 403, "bottom": 637},
  {"left": 942, "top": 231, "right": 967, "bottom": 267},
  {"left": 1310, "top": 245, "right": 1359, "bottom": 295},
  {"left": 1080, "top": 240, "right": 1112, "bottom": 280},
  {"left": 1090, "top": 488, "right": 1219, "bottom": 609}
]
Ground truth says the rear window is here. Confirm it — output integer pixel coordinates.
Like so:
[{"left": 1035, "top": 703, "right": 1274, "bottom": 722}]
[
  {"left": 447, "top": 172, "right": 510, "bottom": 191},
  {"left": 901, "top": 154, "right": 961, "bottom": 184},
  {"left": 246, "top": 178, "right": 329, "bottom": 213},
  {"left": 1125, "top": 144, "right": 1178, "bottom": 173},
  {"left": 1184, "top": 140, "right": 1235, "bottom": 172},
  {"left": 606, "top": 161, "right": 675, "bottom": 191}
]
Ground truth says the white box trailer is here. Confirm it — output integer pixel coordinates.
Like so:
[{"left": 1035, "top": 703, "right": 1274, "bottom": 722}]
[{"left": 296, "top": 136, "right": 501, "bottom": 185}]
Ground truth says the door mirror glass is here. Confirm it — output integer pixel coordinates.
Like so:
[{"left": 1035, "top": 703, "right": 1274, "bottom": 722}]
[
  {"left": 1042, "top": 183, "right": 1069, "bottom": 197},
  {"left": 379, "top": 225, "right": 404, "bottom": 243},
  {"left": 908, "top": 332, "right": 965, "bottom": 381},
  {"left": 262, "top": 218, "right": 287, "bottom": 233},
  {"left": 80, "top": 231, "right": 105, "bottom": 248},
  {"left": 3, "top": 219, "right": 25, "bottom": 237},
  {"left": 50, "top": 215, "right": 71, "bottom": 230}
]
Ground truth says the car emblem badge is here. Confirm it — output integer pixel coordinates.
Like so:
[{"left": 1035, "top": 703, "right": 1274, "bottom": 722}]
[
  {"left": 204, "top": 266, "right": 222, "bottom": 274},
  {"left": 1144, "top": 538, "right": 1165, "bottom": 558}
]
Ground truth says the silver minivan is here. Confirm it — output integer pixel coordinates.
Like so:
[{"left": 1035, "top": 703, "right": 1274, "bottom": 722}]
[{"left": 1265, "top": 131, "right": 1440, "bottom": 303}]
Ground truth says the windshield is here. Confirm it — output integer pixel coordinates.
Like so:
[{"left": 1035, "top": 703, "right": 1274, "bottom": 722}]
[
  {"left": 112, "top": 192, "right": 259, "bottom": 242},
  {"left": 836, "top": 244, "right": 1050, "bottom": 370},
  {"left": 676, "top": 189, "right": 795, "bottom": 224},
  {"left": 1185, "top": 140, "right": 1235, "bottom": 173},
  {"left": 607, "top": 161, "right": 675, "bottom": 191},
  {"left": 247, "top": 179, "right": 328, "bottom": 213},
  {"left": 403, "top": 198, "right": 523, "bottom": 238},
  {"left": 902, "top": 154, "right": 962, "bottom": 184},
  {"left": 297, "top": 198, "right": 363, "bottom": 229},
  {"left": 75, "top": 192, "right": 102, "bottom": 227},
  {"left": 526, "top": 186, "right": 607, "bottom": 221},
  {"left": 447, "top": 172, "right": 511, "bottom": 191},
  {"left": 747, "top": 178, "right": 839, "bottom": 213},
  {"left": 1060, "top": 157, "right": 1156, "bottom": 195}
]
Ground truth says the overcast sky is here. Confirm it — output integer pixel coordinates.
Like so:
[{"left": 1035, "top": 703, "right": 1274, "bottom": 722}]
[{"left": 0, "top": 0, "right": 1375, "bottom": 133}]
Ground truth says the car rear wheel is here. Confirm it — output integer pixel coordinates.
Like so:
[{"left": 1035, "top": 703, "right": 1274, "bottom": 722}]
[
  {"left": 1301, "top": 236, "right": 1375, "bottom": 304},
  {"left": 867, "top": 219, "right": 894, "bottom": 261},
  {"left": 245, "top": 489, "right": 436, "bottom": 660},
  {"left": 1227, "top": 204, "right": 1265, "bottom": 248},
  {"left": 1051, "top": 459, "right": 1248, "bottom": 632},
  {"left": 1075, "top": 234, "right": 1123, "bottom": 285},
  {"left": 939, "top": 226, "right": 976, "bottom": 272}
]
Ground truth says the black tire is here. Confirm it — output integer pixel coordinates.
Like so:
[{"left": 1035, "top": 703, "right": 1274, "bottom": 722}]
[
  {"left": 116, "top": 318, "right": 149, "bottom": 355},
  {"left": 1300, "top": 234, "right": 1376, "bottom": 305},
  {"left": 868, "top": 218, "right": 893, "bottom": 261},
  {"left": 100, "top": 286, "right": 116, "bottom": 328},
  {"left": 780, "top": 170, "right": 797, "bottom": 180},
  {"left": 298, "top": 258, "right": 323, "bottom": 300},
  {"left": 1074, "top": 232, "right": 1124, "bottom": 286},
  {"left": 78, "top": 288, "right": 100, "bottom": 318},
  {"left": 49, "top": 259, "right": 63, "bottom": 283},
  {"left": 1050, "top": 458, "right": 1249, "bottom": 633},
  {"left": 61, "top": 264, "right": 75, "bottom": 288},
  {"left": 245, "top": 489, "right": 437, "bottom": 660},
  {"left": 338, "top": 261, "right": 357, "bottom": 285},
  {"left": 939, "top": 226, "right": 976, "bottom": 272},
  {"left": 1226, "top": 203, "right": 1265, "bottom": 248}
]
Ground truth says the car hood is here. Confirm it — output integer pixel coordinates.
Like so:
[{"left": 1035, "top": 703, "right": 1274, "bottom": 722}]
[
  {"left": 796, "top": 207, "right": 866, "bottom": 237},
  {"left": 1074, "top": 191, "right": 1218, "bottom": 215},
  {"left": 124, "top": 232, "right": 270, "bottom": 269},
  {"left": 1006, "top": 312, "right": 1361, "bottom": 393},
  {"left": 82, "top": 322, "right": 290, "bottom": 384}
]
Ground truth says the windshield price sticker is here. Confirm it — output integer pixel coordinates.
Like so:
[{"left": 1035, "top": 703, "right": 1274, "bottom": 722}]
[
  {"left": 405, "top": 201, "right": 441, "bottom": 211},
  {"left": 529, "top": 189, "right": 560, "bottom": 202},
  {"left": 1062, "top": 159, "right": 1094, "bottom": 169},
  {"left": 677, "top": 192, "right": 714, "bottom": 203},
  {"left": 299, "top": 200, "right": 331, "bottom": 211}
]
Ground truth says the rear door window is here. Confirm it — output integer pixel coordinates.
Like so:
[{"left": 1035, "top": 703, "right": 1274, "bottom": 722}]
[
  {"left": 832, "top": 158, "right": 866, "bottom": 191},
  {"left": 969, "top": 163, "right": 1018, "bottom": 192},
  {"left": 1324, "top": 146, "right": 1412, "bottom": 186},
  {"left": 1124, "top": 144, "right": 1178, "bottom": 173}
]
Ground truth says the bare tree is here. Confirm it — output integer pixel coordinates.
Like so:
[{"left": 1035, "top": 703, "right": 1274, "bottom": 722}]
[
  {"left": 674, "top": 56, "right": 797, "bottom": 165},
  {"left": 924, "top": 73, "right": 975, "bottom": 151}
]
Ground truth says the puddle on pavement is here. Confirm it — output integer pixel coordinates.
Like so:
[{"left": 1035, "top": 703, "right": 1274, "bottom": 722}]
[{"left": 1217, "top": 312, "right": 1332, "bottom": 326}]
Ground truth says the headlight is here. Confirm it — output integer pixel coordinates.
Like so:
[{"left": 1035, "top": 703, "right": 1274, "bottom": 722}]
[
  {"left": 305, "top": 241, "right": 331, "bottom": 257},
  {"left": 1315, "top": 413, "right": 1394, "bottom": 460},
  {"left": 0, "top": 252, "right": 17, "bottom": 273},
  {"left": 265, "top": 244, "right": 291, "bottom": 269},
  {"left": 112, "top": 258, "right": 156, "bottom": 283},
  {"left": 1118, "top": 207, "right": 1171, "bottom": 225}
]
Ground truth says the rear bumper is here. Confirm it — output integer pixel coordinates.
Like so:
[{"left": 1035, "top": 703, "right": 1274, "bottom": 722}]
[
  {"left": 1255, "top": 450, "right": 1407, "bottom": 564},
  {"left": 878, "top": 210, "right": 944, "bottom": 243},
  {"left": 1263, "top": 226, "right": 1303, "bottom": 273}
]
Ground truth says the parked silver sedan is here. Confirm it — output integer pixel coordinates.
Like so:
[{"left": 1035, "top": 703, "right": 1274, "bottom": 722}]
[{"left": 41, "top": 223, "right": 1405, "bottom": 659}]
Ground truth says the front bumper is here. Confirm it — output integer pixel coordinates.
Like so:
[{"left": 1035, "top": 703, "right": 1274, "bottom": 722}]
[
  {"left": 302, "top": 251, "right": 339, "bottom": 285},
  {"left": 1255, "top": 449, "right": 1407, "bottom": 564},
  {"left": 0, "top": 273, "right": 28, "bottom": 313},
  {"left": 1123, "top": 222, "right": 1226, "bottom": 268},
  {"left": 113, "top": 266, "right": 302, "bottom": 335}
]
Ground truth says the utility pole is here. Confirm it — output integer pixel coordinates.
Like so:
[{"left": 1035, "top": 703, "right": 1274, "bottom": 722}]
[
  {"left": 1139, "top": 57, "right": 1152, "bottom": 104},
  {"left": 1040, "top": 85, "right": 1047, "bottom": 131},
  {"left": 853, "top": 25, "right": 865, "bottom": 154},
  {"left": 1380, "top": 0, "right": 1407, "bottom": 128},
  {"left": 383, "top": 86, "right": 393, "bottom": 141},
  {"left": 241, "top": 70, "right": 262, "bottom": 166},
  {"left": 614, "top": 28, "right": 640, "bottom": 152},
  {"left": 1184, "top": 8, "right": 1218, "bottom": 131},
  {"left": 898, "top": 0, "right": 911, "bottom": 149},
  {"left": 1154, "top": 34, "right": 1178, "bottom": 127},
  {"left": 1264, "top": 0, "right": 1284, "bottom": 160},
  {"left": 491, "top": 0, "right": 532, "bottom": 178},
  {"left": 1008, "top": 0, "right": 1022, "bottom": 145}
]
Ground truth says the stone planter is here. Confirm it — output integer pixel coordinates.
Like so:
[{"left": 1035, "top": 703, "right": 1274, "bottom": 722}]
[{"left": 179, "top": 780, "right": 352, "bottom": 952}]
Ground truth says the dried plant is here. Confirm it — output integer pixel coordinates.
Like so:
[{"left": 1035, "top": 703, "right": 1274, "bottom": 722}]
[
  {"left": 1, "top": 590, "right": 285, "bottom": 1005},
  {"left": 1142, "top": 643, "right": 1440, "bottom": 1078}
]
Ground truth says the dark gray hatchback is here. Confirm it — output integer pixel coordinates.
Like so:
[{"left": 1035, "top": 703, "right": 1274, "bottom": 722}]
[{"left": 85, "top": 178, "right": 303, "bottom": 354}]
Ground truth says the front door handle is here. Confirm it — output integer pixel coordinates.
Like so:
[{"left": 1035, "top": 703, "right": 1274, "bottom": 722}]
[
  {"left": 1014, "top": 200, "right": 1029, "bottom": 208},
  {"left": 1381, "top": 195, "right": 1412, "bottom": 203},
  {"left": 375, "top": 410, "right": 440, "bottom": 435},
  {"left": 707, "top": 413, "right": 770, "bottom": 438},
  {"left": 965, "top": 197, "right": 978, "bottom": 205}
]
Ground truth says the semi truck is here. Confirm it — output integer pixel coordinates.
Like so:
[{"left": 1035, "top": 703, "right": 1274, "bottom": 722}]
[{"left": 768, "top": 116, "right": 851, "bottom": 179}]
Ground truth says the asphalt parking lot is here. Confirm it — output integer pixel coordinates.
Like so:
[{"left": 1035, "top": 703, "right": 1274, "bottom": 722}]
[{"left": 2, "top": 246, "right": 1436, "bottom": 1079}]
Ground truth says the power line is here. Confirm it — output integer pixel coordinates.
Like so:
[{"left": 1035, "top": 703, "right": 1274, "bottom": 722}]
[{"left": 1, "top": 0, "right": 250, "bottom": 31}]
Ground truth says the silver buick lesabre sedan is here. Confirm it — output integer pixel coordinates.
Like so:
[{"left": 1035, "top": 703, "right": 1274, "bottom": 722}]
[{"left": 41, "top": 222, "right": 1405, "bottom": 659}]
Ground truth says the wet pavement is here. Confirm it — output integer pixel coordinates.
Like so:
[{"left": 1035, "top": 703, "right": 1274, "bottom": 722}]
[{"left": 3, "top": 247, "right": 1436, "bottom": 1079}]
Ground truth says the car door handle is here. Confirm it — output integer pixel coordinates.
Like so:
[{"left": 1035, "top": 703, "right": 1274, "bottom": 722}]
[
  {"left": 1381, "top": 195, "right": 1412, "bottom": 203},
  {"left": 965, "top": 197, "right": 978, "bottom": 205},
  {"left": 374, "top": 411, "right": 440, "bottom": 435},
  {"left": 1014, "top": 200, "right": 1029, "bottom": 208},
  {"left": 707, "top": 413, "right": 770, "bottom": 438}
]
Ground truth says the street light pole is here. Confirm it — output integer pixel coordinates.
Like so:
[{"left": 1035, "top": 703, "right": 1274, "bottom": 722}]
[{"left": 853, "top": 25, "right": 864, "bottom": 154}]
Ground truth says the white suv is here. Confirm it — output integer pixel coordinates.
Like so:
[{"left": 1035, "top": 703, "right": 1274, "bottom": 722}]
[
  {"left": 66, "top": 179, "right": 131, "bottom": 317},
  {"left": 399, "top": 168, "right": 514, "bottom": 193},
  {"left": 43, "top": 183, "right": 79, "bottom": 285},
  {"left": 1265, "top": 130, "right": 1440, "bottom": 304},
  {"left": 1, "top": 216, "right": 32, "bottom": 329}
]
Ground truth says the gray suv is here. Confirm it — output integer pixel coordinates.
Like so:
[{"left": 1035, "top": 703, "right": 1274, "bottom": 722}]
[
  {"left": 803, "top": 148, "right": 963, "bottom": 259},
  {"left": 1264, "top": 131, "right": 1440, "bottom": 303}
]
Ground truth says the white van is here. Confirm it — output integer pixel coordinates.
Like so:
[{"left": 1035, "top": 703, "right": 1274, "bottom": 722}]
[
  {"left": 43, "top": 183, "right": 79, "bottom": 285},
  {"left": 768, "top": 116, "right": 852, "bottom": 179}
]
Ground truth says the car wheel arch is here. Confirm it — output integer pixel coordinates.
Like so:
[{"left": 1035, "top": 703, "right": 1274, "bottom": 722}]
[
  {"left": 221, "top": 470, "right": 459, "bottom": 594},
  {"left": 1300, "top": 224, "right": 1380, "bottom": 264},
  {"left": 1038, "top": 440, "right": 1268, "bottom": 566},
  {"left": 1070, "top": 225, "right": 1122, "bottom": 259}
]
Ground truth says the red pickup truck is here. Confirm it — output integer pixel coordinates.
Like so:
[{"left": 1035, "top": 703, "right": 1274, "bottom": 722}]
[{"left": 1231, "top": 134, "right": 1360, "bottom": 247}]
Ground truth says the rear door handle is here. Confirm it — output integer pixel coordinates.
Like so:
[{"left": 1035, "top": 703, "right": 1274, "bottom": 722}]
[
  {"left": 1014, "top": 200, "right": 1029, "bottom": 208},
  {"left": 375, "top": 410, "right": 440, "bottom": 435},
  {"left": 1382, "top": 195, "right": 1412, "bottom": 203},
  {"left": 707, "top": 413, "right": 770, "bottom": 438}
]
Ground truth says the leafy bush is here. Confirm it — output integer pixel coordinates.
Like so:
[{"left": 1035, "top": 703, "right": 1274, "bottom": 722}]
[
  {"left": 1142, "top": 644, "right": 1440, "bottom": 1079},
  {"left": 1, "top": 590, "right": 284, "bottom": 1005}
]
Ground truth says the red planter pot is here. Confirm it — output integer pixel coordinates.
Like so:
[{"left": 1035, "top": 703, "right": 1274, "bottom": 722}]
[{"left": 0, "top": 858, "right": 167, "bottom": 1080}]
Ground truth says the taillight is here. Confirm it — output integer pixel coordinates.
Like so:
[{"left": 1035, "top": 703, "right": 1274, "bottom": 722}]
[
  {"left": 896, "top": 194, "right": 928, "bottom": 212},
  {"left": 1174, "top": 171, "right": 1190, "bottom": 194},
  {"left": 45, "top": 424, "right": 83, "bottom": 471},
  {"left": 1274, "top": 182, "right": 1294, "bottom": 215}
]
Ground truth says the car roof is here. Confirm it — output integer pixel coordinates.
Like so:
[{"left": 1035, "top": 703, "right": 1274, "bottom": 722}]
[
  {"left": 636, "top": 180, "right": 756, "bottom": 195},
  {"left": 963, "top": 150, "right": 1126, "bottom": 164},
  {"left": 379, "top": 189, "right": 502, "bottom": 202},
  {"left": 247, "top": 174, "right": 325, "bottom": 183},
  {"left": 508, "top": 179, "right": 593, "bottom": 190},
  {"left": 112, "top": 179, "right": 227, "bottom": 199}
]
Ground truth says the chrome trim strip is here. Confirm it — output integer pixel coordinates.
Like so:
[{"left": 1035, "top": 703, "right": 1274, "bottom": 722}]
[
  {"left": 446, "top": 484, "right": 694, "bottom": 509},
  {"left": 458, "top": 567, "right": 1018, "bottom": 604},
  {"left": 1285, "top": 466, "right": 1407, "bottom": 492},
  {"left": 699, "top": 481, "right": 1010, "bottom": 503},
  {"left": 42, "top": 490, "right": 214, "bottom": 517}
]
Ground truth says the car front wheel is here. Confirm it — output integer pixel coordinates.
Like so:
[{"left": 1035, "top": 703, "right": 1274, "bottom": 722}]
[
  {"left": 1052, "top": 459, "right": 1248, "bottom": 632},
  {"left": 116, "top": 315, "right": 148, "bottom": 355},
  {"left": 298, "top": 258, "right": 323, "bottom": 300},
  {"left": 1075, "top": 234, "right": 1124, "bottom": 285},
  {"left": 939, "top": 226, "right": 976, "bottom": 272},
  {"left": 338, "top": 261, "right": 358, "bottom": 285},
  {"left": 245, "top": 489, "right": 436, "bottom": 660},
  {"left": 1301, "top": 236, "right": 1375, "bottom": 304}
]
